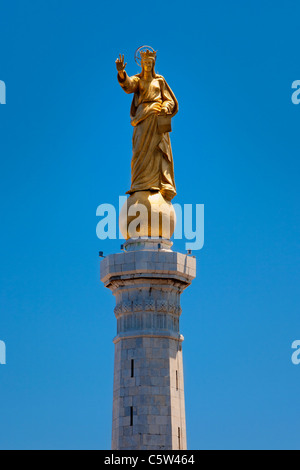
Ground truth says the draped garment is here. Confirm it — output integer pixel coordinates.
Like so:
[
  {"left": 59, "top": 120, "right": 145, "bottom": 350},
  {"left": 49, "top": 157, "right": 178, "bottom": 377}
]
[{"left": 118, "top": 72, "right": 178, "bottom": 201}]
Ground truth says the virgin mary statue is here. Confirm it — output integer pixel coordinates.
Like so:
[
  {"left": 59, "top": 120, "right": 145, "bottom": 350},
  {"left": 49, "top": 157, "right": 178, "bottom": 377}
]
[{"left": 116, "top": 49, "right": 178, "bottom": 202}]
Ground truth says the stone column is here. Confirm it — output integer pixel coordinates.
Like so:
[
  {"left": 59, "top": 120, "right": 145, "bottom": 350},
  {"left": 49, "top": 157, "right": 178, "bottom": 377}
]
[{"left": 101, "top": 238, "right": 196, "bottom": 451}]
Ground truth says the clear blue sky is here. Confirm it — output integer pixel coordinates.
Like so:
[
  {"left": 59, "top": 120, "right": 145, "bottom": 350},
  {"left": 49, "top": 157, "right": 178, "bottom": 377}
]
[{"left": 0, "top": 0, "right": 300, "bottom": 450}]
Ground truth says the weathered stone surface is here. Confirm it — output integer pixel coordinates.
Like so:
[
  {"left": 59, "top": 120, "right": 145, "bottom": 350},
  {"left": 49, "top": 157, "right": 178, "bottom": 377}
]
[
  {"left": 101, "top": 244, "right": 196, "bottom": 286},
  {"left": 102, "top": 240, "right": 195, "bottom": 451}
]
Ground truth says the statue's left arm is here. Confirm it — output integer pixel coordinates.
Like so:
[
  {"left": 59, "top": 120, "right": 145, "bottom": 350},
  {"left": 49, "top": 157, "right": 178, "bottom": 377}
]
[{"left": 160, "top": 79, "right": 178, "bottom": 115}]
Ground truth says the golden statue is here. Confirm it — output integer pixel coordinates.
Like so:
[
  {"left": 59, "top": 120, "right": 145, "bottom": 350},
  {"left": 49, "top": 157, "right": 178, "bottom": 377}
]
[{"left": 116, "top": 48, "right": 178, "bottom": 240}]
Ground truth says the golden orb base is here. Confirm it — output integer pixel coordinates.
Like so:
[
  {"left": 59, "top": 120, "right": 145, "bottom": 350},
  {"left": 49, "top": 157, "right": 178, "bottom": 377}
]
[{"left": 119, "top": 191, "right": 176, "bottom": 240}]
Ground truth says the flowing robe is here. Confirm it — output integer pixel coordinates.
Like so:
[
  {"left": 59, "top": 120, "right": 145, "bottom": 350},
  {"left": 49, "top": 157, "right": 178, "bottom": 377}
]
[{"left": 118, "top": 72, "right": 178, "bottom": 201}]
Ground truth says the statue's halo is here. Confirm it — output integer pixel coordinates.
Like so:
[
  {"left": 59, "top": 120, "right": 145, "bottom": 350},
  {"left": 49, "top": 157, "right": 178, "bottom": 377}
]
[{"left": 134, "top": 45, "right": 156, "bottom": 67}]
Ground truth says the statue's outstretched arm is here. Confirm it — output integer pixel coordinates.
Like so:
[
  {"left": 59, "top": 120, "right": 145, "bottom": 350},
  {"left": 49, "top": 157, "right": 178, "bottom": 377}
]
[
  {"left": 116, "top": 54, "right": 139, "bottom": 94},
  {"left": 115, "top": 54, "right": 127, "bottom": 80}
]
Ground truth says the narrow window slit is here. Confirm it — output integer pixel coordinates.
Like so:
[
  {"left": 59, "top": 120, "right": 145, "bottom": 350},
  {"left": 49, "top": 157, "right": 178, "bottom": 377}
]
[
  {"left": 176, "top": 370, "right": 179, "bottom": 391},
  {"left": 130, "top": 406, "right": 134, "bottom": 426},
  {"left": 178, "top": 427, "right": 181, "bottom": 450},
  {"left": 131, "top": 359, "right": 134, "bottom": 378}
]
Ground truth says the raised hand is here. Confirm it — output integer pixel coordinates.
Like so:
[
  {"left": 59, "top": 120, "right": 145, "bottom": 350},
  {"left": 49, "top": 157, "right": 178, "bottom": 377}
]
[{"left": 115, "top": 54, "right": 127, "bottom": 79}]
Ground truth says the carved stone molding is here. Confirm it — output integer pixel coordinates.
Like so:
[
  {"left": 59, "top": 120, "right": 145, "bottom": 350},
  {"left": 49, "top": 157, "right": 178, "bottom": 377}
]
[{"left": 114, "top": 297, "right": 181, "bottom": 317}]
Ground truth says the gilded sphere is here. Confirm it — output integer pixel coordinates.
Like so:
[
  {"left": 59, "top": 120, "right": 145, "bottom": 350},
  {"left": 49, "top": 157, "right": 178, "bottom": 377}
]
[{"left": 119, "top": 191, "right": 176, "bottom": 240}]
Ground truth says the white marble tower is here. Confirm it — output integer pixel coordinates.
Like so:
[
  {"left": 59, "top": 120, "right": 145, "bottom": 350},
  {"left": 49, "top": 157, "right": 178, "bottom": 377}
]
[{"left": 101, "top": 238, "right": 196, "bottom": 450}]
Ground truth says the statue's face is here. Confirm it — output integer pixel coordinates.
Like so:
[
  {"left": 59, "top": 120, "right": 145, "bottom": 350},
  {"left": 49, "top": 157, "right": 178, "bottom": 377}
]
[{"left": 142, "top": 59, "right": 154, "bottom": 72}]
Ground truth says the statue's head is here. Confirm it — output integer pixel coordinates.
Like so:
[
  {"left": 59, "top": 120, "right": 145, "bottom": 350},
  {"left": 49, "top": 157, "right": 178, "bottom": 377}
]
[
  {"left": 140, "top": 49, "right": 157, "bottom": 76},
  {"left": 142, "top": 58, "right": 155, "bottom": 72}
]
